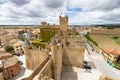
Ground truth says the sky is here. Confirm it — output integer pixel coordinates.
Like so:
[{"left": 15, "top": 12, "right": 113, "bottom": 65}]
[{"left": 0, "top": 0, "right": 120, "bottom": 25}]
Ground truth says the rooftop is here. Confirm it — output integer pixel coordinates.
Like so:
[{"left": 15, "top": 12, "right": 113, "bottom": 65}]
[
  {"left": 13, "top": 41, "right": 24, "bottom": 46},
  {"left": 0, "top": 53, "right": 12, "bottom": 58},
  {"left": 3, "top": 57, "right": 18, "bottom": 68},
  {"left": 103, "top": 48, "right": 120, "bottom": 55}
]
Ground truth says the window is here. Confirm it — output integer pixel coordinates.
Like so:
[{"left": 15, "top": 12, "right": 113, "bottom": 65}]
[
  {"left": 66, "top": 42, "right": 70, "bottom": 46},
  {"left": 62, "top": 44, "right": 63, "bottom": 48},
  {"left": 0, "top": 68, "right": 2, "bottom": 72},
  {"left": 4, "top": 77, "right": 6, "bottom": 80},
  {"left": 20, "top": 45, "right": 22, "bottom": 47},
  {"left": 10, "top": 70, "right": 13, "bottom": 72},
  {"left": 12, "top": 74, "right": 14, "bottom": 77}
]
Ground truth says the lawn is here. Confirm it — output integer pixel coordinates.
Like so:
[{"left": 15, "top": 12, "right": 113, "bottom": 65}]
[
  {"left": 113, "top": 62, "right": 120, "bottom": 70},
  {"left": 114, "top": 39, "right": 120, "bottom": 45},
  {"left": 112, "top": 36, "right": 120, "bottom": 45}
]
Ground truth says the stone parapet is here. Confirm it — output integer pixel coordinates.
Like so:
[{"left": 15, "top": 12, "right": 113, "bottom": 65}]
[{"left": 99, "top": 74, "right": 117, "bottom": 80}]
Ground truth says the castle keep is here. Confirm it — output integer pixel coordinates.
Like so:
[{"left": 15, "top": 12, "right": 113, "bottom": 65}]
[{"left": 22, "top": 15, "right": 86, "bottom": 80}]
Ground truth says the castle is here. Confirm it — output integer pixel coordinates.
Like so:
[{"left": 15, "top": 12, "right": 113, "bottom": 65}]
[{"left": 22, "top": 15, "right": 86, "bottom": 80}]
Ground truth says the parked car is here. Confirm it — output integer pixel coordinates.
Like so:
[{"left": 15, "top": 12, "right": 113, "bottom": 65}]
[
  {"left": 83, "top": 61, "right": 91, "bottom": 70},
  {"left": 18, "top": 60, "right": 23, "bottom": 65},
  {"left": 92, "top": 48, "right": 94, "bottom": 51},
  {"left": 83, "top": 61, "right": 88, "bottom": 64}
]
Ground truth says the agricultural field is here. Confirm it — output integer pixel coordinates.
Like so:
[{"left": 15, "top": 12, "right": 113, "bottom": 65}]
[
  {"left": 112, "top": 36, "right": 120, "bottom": 45},
  {"left": 89, "top": 34, "right": 120, "bottom": 51}
]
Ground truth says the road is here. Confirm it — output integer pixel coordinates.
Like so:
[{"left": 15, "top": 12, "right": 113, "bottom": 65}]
[{"left": 86, "top": 43, "right": 120, "bottom": 80}]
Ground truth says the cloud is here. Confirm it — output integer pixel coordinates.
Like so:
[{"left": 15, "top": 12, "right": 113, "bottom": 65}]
[
  {"left": 44, "top": 0, "right": 65, "bottom": 9},
  {"left": 0, "top": 0, "right": 120, "bottom": 25},
  {"left": 8, "top": 0, "right": 31, "bottom": 7},
  {"left": 89, "top": 0, "right": 120, "bottom": 11}
]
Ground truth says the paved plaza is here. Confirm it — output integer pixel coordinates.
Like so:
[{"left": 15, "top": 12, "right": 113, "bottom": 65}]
[{"left": 61, "top": 49, "right": 101, "bottom": 80}]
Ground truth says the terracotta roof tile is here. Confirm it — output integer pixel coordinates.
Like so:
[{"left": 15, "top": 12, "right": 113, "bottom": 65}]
[{"left": 103, "top": 48, "right": 120, "bottom": 55}]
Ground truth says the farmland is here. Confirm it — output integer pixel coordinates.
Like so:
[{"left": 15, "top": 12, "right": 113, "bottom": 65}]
[{"left": 89, "top": 34, "right": 120, "bottom": 51}]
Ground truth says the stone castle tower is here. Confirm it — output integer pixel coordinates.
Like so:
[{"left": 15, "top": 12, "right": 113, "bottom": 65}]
[
  {"left": 23, "top": 38, "right": 31, "bottom": 69},
  {"left": 59, "top": 15, "right": 68, "bottom": 35},
  {"left": 23, "top": 38, "right": 49, "bottom": 70},
  {"left": 49, "top": 38, "right": 62, "bottom": 80}
]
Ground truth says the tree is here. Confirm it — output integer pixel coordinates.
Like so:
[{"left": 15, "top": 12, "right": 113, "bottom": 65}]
[
  {"left": 85, "top": 34, "right": 98, "bottom": 46},
  {"left": 112, "top": 36, "right": 118, "bottom": 39},
  {"left": 19, "top": 34, "right": 25, "bottom": 41},
  {"left": 75, "top": 32, "right": 79, "bottom": 35},
  {"left": 4, "top": 45, "right": 14, "bottom": 52}
]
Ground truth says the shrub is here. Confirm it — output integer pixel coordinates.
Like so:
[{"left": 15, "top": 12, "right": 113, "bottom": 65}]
[
  {"left": 85, "top": 34, "right": 98, "bottom": 46},
  {"left": 19, "top": 35, "right": 25, "bottom": 41},
  {"left": 113, "top": 62, "right": 120, "bottom": 70},
  {"left": 4, "top": 45, "right": 14, "bottom": 52},
  {"left": 112, "top": 36, "right": 118, "bottom": 39},
  {"left": 32, "top": 39, "right": 46, "bottom": 48},
  {"left": 75, "top": 32, "right": 79, "bottom": 35}
]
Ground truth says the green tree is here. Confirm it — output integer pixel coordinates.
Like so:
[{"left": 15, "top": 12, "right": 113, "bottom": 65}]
[
  {"left": 4, "top": 45, "right": 14, "bottom": 52},
  {"left": 112, "top": 36, "right": 118, "bottom": 39},
  {"left": 75, "top": 32, "right": 79, "bottom": 35},
  {"left": 85, "top": 34, "right": 98, "bottom": 46},
  {"left": 19, "top": 35, "right": 25, "bottom": 41}
]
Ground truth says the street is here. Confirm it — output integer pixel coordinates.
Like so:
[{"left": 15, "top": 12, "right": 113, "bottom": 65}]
[{"left": 86, "top": 43, "right": 120, "bottom": 80}]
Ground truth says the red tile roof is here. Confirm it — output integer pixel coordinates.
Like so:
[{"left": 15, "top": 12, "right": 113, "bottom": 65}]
[{"left": 103, "top": 48, "right": 120, "bottom": 55}]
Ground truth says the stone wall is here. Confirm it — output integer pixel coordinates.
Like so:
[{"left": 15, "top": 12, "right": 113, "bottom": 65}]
[
  {"left": 62, "top": 36, "right": 86, "bottom": 68},
  {"left": 38, "top": 58, "right": 52, "bottom": 79},
  {"left": 24, "top": 47, "right": 49, "bottom": 70},
  {"left": 0, "top": 73, "right": 4, "bottom": 80},
  {"left": 99, "top": 74, "right": 117, "bottom": 80},
  {"left": 22, "top": 57, "right": 52, "bottom": 80},
  {"left": 63, "top": 47, "right": 85, "bottom": 67}
]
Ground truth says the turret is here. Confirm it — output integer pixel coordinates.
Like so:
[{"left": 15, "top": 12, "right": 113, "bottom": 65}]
[
  {"left": 23, "top": 38, "right": 31, "bottom": 69},
  {"left": 41, "top": 22, "right": 47, "bottom": 27},
  {"left": 26, "top": 31, "right": 33, "bottom": 41},
  {"left": 48, "top": 38, "right": 62, "bottom": 80}
]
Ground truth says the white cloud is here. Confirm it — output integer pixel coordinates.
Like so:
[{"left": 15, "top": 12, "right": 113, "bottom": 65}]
[{"left": 0, "top": 0, "right": 120, "bottom": 25}]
